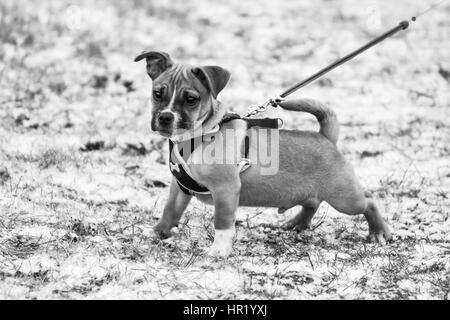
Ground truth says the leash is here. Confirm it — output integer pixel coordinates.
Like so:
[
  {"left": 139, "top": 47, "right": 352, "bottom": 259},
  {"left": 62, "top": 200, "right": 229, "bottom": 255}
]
[{"left": 244, "top": 0, "right": 448, "bottom": 118}]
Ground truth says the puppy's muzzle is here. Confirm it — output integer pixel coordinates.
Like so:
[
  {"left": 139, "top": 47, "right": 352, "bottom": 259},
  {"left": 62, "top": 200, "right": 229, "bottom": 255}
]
[{"left": 158, "top": 111, "right": 174, "bottom": 126}]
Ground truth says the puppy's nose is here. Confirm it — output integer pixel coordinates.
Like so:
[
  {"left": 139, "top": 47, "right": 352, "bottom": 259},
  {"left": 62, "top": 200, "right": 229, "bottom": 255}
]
[{"left": 158, "top": 112, "right": 174, "bottom": 125}]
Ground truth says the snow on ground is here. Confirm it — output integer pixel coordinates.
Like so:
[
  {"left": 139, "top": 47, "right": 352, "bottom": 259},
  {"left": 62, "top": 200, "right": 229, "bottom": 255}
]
[{"left": 0, "top": 0, "right": 449, "bottom": 299}]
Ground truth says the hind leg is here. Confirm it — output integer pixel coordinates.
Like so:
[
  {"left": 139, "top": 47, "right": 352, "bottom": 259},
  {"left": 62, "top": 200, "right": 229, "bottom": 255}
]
[
  {"left": 283, "top": 199, "right": 320, "bottom": 232},
  {"left": 363, "top": 199, "right": 392, "bottom": 243},
  {"left": 329, "top": 194, "right": 392, "bottom": 243}
]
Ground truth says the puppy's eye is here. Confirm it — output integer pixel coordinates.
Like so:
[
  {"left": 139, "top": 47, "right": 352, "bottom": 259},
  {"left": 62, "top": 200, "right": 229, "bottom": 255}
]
[
  {"left": 185, "top": 96, "right": 198, "bottom": 105},
  {"left": 153, "top": 91, "right": 162, "bottom": 100}
]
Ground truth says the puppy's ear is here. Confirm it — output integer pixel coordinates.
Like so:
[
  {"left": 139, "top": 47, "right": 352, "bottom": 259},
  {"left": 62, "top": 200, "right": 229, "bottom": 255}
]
[
  {"left": 134, "top": 51, "right": 173, "bottom": 80},
  {"left": 192, "top": 66, "right": 231, "bottom": 99}
]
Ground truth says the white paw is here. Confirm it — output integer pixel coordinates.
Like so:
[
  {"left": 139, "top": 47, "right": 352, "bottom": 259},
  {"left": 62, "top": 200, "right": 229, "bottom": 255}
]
[
  {"left": 207, "top": 228, "right": 235, "bottom": 258},
  {"left": 207, "top": 243, "right": 233, "bottom": 257}
]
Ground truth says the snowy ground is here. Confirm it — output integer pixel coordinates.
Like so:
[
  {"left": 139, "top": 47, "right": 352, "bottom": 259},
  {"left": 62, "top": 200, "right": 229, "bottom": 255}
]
[{"left": 0, "top": 0, "right": 449, "bottom": 299}]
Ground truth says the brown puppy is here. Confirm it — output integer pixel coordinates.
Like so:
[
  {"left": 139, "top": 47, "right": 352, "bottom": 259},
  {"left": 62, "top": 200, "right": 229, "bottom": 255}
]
[{"left": 135, "top": 51, "right": 392, "bottom": 257}]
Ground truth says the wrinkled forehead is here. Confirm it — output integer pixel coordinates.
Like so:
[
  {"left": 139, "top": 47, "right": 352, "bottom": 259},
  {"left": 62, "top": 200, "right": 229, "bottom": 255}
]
[{"left": 153, "top": 64, "right": 206, "bottom": 95}]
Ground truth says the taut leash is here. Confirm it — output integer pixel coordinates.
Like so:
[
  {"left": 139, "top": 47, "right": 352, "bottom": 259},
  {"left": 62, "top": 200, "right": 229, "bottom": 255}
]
[
  {"left": 279, "top": 20, "right": 409, "bottom": 99},
  {"left": 245, "top": 0, "right": 448, "bottom": 117}
]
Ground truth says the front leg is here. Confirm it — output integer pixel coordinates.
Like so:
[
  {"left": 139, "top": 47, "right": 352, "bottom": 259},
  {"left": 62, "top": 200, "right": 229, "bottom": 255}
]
[
  {"left": 153, "top": 177, "right": 192, "bottom": 239},
  {"left": 207, "top": 178, "right": 241, "bottom": 257}
]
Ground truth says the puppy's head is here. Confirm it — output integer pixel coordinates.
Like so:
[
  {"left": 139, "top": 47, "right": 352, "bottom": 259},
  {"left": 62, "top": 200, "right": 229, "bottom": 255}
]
[{"left": 135, "top": 51, "right": 230, "bottom": 138}]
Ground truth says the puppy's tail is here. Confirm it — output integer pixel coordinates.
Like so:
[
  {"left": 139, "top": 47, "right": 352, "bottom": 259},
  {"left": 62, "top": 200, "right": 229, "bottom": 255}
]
[{"left": 277, "top": 98, "right": 339, "bottom": 145}]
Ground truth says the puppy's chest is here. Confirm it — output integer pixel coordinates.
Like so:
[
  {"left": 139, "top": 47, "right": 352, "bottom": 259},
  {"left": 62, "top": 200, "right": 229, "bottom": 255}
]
[
  {"left": 168, "top": 128, "right": 249, "bottom": 195},
  {"left": 169, "top": 133, "right": 245, "bottom": 172},
  {"left": 168, "top": 138, "right": 210, "bottom": 195}
]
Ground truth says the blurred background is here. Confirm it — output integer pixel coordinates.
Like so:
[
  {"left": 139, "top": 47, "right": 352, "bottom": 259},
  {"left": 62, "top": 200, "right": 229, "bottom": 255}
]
[
  {"left": 1, "top": 0, "right": 448, "bottom": 137},
  {"left": 0, "top": 0, "right": 449, "bottom": 299}
]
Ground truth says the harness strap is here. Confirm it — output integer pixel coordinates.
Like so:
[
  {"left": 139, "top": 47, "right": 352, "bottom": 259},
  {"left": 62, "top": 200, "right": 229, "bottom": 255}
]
[
  {"left": 243, "top": 117, "right": 281, "bottom": 129},
  {"left": 220, "top": 112, "right": 281, "bottom": 130},
  {"left": 169, "top": 113, "right": 281, "bottom": 195},
  {"left": 169, "top": 140, "right": 209, "bottom": 195}
]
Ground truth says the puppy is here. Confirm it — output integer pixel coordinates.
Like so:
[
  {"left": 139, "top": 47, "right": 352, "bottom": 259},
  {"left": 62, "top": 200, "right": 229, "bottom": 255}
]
[{"left": 135, "top": 51, "right": 392, "bottom": 257}]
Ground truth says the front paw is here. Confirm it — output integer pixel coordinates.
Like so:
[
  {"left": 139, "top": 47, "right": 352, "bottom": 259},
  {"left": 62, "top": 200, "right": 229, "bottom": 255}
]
[
  {"left": 207, "top": 228, "right": 235, "bottom": 257},
  {"left": 207, "top": 242, "right": 233, "bottom": 257}
]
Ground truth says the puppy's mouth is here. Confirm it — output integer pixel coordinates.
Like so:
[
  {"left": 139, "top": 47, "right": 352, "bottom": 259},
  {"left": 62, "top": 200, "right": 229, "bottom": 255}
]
[
  {"left": 156, "top": 128, "right": 173, "bottom": 137},
  {"left": 152, "top": 123, "right": 175, "bottom": 137},
  {"left": 151, "top": 121, "right": 194, "bottom": 139}
]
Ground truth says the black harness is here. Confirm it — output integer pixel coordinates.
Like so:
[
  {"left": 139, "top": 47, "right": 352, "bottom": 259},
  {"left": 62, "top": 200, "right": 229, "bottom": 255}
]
[{"left": 168, "top": 114, "right": 280, "bottom": 195}]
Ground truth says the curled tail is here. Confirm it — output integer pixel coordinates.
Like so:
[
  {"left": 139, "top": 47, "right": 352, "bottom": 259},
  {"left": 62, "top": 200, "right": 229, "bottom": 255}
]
[{"left": 278, "top": 98, "right": 339, "bottom": 145}]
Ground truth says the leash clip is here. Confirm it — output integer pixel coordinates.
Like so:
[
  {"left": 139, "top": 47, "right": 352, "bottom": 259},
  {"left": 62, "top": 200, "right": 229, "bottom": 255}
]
[
  {"left": 271, "top": 95, "right": 285, "bottom": 105},
  {"left": 245, "top": 96, "right": 285, "bottom": 118}
]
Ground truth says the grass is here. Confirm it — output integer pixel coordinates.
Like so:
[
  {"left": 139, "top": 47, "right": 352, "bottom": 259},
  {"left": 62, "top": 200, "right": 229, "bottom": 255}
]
[{"left": 0, "top": 0, "right": 449, "bottom": 299}]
